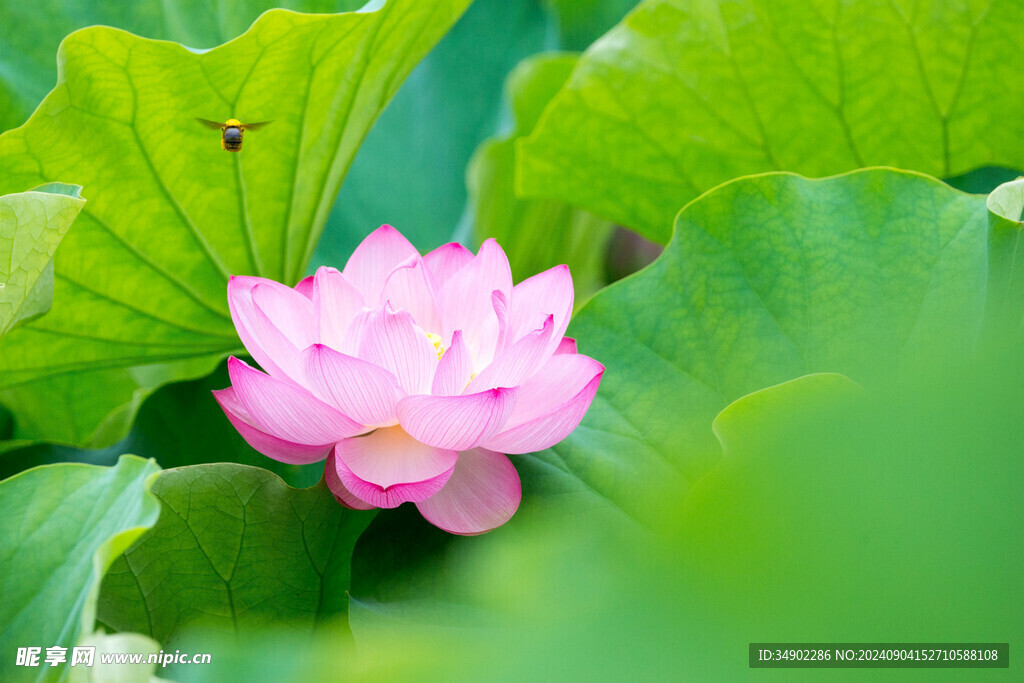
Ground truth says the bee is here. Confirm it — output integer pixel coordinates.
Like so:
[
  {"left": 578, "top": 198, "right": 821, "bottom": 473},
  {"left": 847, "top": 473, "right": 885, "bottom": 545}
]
[{"left": 196, "top": 118, "right": 272, "bottom": 152}]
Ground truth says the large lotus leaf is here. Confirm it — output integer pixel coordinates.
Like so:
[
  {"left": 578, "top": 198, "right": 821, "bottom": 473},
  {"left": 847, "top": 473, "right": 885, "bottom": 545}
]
[
  {"left": 468, "top": 53, "right": 614, "bottom": 303},
  {"left": 522, "top": 169, "right": 990, "bottom": 520},
  {"left": 518, "top": 0, "right": 1024, "bottom": 242},
  {"left": 96, "top": 464, "right": 375, "bottom": 647},
  {"left": 0, "top": 0, "right": 472, "bottom": 449},
  {"left": 0, "top": 455, "right": 161, "bottom": 682},
  {"left": 0, "top": 0, "right": 368, "bottom": 134},
  {"left": 0, "top": 184, "right": 84, "bottom": 336}
]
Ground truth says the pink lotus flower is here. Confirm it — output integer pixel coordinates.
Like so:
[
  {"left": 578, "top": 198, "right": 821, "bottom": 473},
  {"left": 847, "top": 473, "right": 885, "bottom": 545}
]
[{"left": 213, "top": 225, "right": 603, "bottom": 534}]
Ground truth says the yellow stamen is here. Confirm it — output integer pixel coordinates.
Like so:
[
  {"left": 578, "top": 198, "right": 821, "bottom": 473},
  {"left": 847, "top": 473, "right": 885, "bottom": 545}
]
[{"left": 426, "top": 332, "right": 445, "bottom": 360}]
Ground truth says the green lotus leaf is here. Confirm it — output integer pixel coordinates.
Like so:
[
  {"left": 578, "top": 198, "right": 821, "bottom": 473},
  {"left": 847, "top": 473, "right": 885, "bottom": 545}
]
[
  {"left": 0, "top": 455, "right": 161, "bottom": 682},
  {"left": 0, "top": 184, "right": 84, "bottom": 337},
  {"left": 0, "top": 0, "right": 472, "bottom": 448},
  {"left": 518, "top": 0, "right": 1024, "bottom": 242},
  {"left": 97, "top": 464, "right": 375, "bottom": 647},
  {"left": 526, "top": 169, "right": 990, "bottom": 519}
]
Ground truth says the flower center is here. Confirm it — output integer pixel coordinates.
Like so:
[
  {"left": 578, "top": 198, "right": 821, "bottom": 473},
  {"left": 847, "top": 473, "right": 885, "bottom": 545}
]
[
  {"left": 425, "top": 332, "right": 444, "bottom": 360},
  {"left": 423, "top": 332, "right": 475, "bottom": 385}
]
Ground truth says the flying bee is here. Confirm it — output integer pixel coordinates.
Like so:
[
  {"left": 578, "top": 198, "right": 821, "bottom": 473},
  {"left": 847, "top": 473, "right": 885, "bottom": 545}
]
[{"left": 196, "top": 118, "right": 272, "bottom": 152}]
